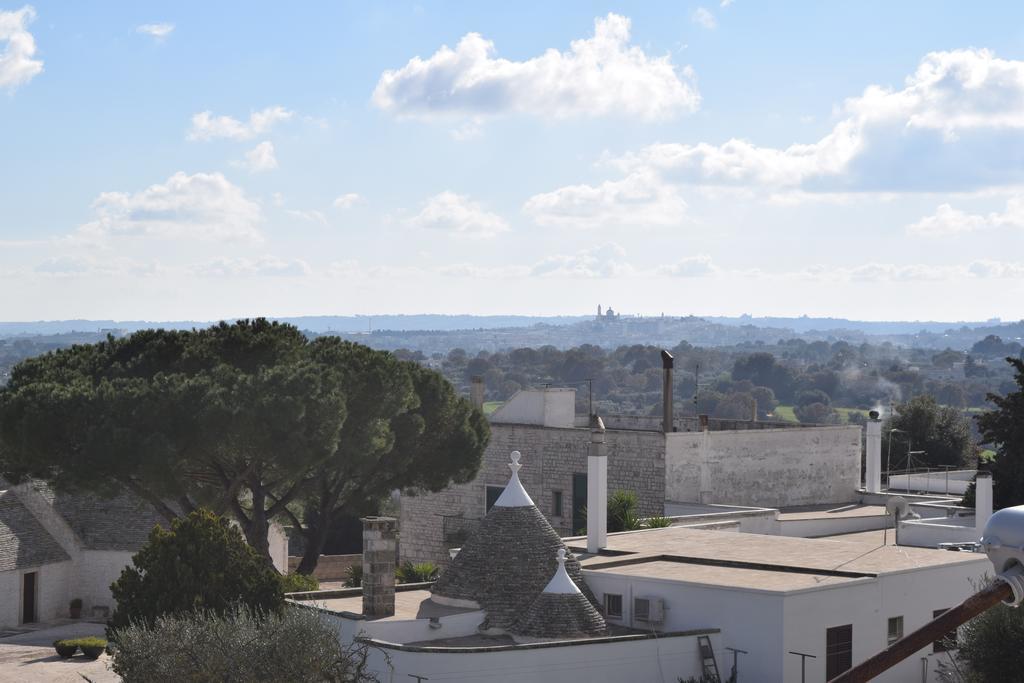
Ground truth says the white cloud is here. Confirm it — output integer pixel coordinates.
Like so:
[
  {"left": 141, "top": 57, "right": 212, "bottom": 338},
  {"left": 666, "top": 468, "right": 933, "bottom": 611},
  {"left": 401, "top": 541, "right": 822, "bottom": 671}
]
[
  {"left": 523, "top": 171, "right": 687, "bottom": 229},
  {"left": 286, "top": 209, "right": 328, "bottom": 225},
  {"left": 531, "top": 243, "right": 632, "bottom": 278},
  {"left": 193, "top": 256, "right": 310, "bottom": 278},
  {"left": 137, "top": 23, "right": 174, "bottom": 40},
  {"left": 33, "top": 255, "right": 157, "bottom": 277},
  {"left": 0, "top": 5, "right": 43, "bottom": 91},
  {"left": 692, "top": 8, "right": 717, "bottom": 29},
  {"left": 657, "top": 254, "right": 717, "bottom": 277},
  {"left": 373, "top": 13, "right": 699, "bottom": 121},
  {"left": 720, "top": 0, "right": 734, "bottom": 7},
  {"left": 240, "top": 141, "right": 278, "bottom": 172},
  {"left": 333, "top": 193, "right": 361, "bottom": 209},
  {"left": 187, "top": 106, "right": 293, "bottom": 141},
  {"left": 407, "top": 191, "right": 508, "bottom": 238},
  {"left": 77, "top": 172, "right": 263, "bottom": 243},
  {"left": 608, "top": 48, "right": 1024, "bottom": 193},
  {"left": 907, "top": 196, "right": 1024, "bottom": 236}
]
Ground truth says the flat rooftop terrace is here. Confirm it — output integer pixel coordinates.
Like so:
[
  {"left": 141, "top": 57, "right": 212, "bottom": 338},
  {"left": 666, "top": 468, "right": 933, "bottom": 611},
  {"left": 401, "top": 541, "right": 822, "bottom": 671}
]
[
  {"left": 571, "top": 526, "right": 987, "bottom": 577},
  {"left": 777, "top": 503, "right": 887, "bottom": 521},
  {"left": 306, "top": 589, "right": 478, "bottom": 622},
  {"left": 589, "top": 558, "right": 863, "bottom": 593}
]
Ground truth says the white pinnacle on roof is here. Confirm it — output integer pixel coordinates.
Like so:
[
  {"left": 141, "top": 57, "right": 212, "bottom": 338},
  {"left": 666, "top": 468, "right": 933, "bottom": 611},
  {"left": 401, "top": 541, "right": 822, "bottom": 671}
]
[
  {"left": 493, "top": 451, "right": 535, "bottom": 508},
  {"left": 542, "top": 548, "right": 582, "bottom": 595}
]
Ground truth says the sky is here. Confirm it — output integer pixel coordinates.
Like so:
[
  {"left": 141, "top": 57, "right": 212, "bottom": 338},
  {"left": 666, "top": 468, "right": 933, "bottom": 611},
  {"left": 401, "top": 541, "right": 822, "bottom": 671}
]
[{"left": 2, "top": 1, "right": 1024, "bottom": 322}]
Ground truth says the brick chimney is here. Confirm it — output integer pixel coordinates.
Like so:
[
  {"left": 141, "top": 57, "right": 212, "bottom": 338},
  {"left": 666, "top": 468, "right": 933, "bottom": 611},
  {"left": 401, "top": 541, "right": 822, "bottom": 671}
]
[
  {"left": 361, "top": 516, "right": 397, "bottom": 617},
  {"left": 470, "top": 376, "right": 485, "bottom": 411}
]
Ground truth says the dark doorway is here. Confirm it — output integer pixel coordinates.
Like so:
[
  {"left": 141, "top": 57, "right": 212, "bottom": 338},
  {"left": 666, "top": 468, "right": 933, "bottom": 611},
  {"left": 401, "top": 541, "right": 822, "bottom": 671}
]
[
  {"left": 22, "top": 572, "right": 37, "bottom": 623},
  {"left": 572, "top": 473, "right": 588, "bottom": 535}
]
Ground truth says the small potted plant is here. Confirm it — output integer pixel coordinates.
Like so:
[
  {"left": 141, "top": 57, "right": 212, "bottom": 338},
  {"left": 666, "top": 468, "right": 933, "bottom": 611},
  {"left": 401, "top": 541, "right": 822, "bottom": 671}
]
[
  {"left": 76, "top": 637, "right": 107, "bottom": 660},
  {"left": 53, "top": 639, "right": 77, "bottom": 658},
  {"left": 69, "top": 598, "right": 83, "bottom": 619}
]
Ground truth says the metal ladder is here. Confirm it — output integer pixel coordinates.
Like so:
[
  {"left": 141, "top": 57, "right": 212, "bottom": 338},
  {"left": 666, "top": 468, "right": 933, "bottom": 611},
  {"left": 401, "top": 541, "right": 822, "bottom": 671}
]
[{"left": 697, "top": 635, "right": 722, "bottom": 682}]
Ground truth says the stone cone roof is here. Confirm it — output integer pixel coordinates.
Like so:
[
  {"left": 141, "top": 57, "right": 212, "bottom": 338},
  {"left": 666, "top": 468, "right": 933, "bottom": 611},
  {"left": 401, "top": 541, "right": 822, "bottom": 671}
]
[
  {"left": 512, "top": 592, "right": 607, "bottom": 639},
  {"left": 432, "top": 452, "right": 598, "bottom": 631},
  {"left": 511, "top": 549, "right": 606, "bottom": 639}
]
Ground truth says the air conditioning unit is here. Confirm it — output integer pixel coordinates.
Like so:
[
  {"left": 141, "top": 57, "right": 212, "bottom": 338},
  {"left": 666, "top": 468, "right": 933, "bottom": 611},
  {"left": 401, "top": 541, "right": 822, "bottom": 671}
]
[{"left": 634, "top": 596, "right": 665, "bottom": 623}]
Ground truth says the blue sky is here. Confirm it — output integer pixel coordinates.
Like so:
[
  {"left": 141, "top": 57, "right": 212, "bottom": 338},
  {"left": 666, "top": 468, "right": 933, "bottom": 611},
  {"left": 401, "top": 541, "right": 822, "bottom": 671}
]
[{"left": 2, "top": 1, "right": 1024, "bottom": 321}]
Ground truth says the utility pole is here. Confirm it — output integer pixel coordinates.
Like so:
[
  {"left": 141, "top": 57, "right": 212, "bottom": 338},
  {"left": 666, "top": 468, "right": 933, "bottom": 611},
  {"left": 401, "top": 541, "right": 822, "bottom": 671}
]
[
  {"left": 693, "top": 363, "right": 700, "bottom": 415},
  {"left": 789, "top": 651, "right": 816, "bottom": 683},
  {"left": 725, "top": 647, "right": 748, "bottom": 682}
]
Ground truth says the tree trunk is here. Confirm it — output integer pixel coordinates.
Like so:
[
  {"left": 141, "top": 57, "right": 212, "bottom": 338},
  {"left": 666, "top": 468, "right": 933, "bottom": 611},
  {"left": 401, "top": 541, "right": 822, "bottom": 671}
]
[
  {"left": 242, "top": 485, "right": 274, "bottom": 567},
  {"left": 295, "top": 523, "right": 329, "bottom": 576}
]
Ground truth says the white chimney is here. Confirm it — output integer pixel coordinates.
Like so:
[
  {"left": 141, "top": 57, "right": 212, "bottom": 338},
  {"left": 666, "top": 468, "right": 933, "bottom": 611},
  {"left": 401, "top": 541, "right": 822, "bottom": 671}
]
[
  {"left": 587, "top": 415, "right": 608, "bottom": 554},
  {"left": 976, "top": 472, "right": 993, "bottom": 532},
  {"left": 661, "top": 350, "right": 674, "bottom": 433},
  {"left": 865, "top": 413, "right": 882, "bottom": 493}
]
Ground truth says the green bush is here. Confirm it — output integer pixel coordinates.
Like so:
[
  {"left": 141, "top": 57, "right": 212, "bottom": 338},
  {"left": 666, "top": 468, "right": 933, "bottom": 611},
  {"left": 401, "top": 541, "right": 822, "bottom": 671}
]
[
  {"left": 53, "top": 640, "right": 77, "bottom": 658},
  {"left": 281, "top": 573, "right": 320, "bottom": 594},
  {"left": 109, "top": 605, "right": 381, "bottom": 682},
  {"left": 109, "top": 509, "right": 284, "bottom": 631},
  {"left": 644, "top": 515, "right": 674, "bottom": 529},
  {"left": 344, "top": 564, "right": 363, "bottom": 588},
  {"left": 396, "top": 561, "right": 439, "bottom": 584},
  {"left": 955, "top": 577, "right": 1024, "bottom": 681}
]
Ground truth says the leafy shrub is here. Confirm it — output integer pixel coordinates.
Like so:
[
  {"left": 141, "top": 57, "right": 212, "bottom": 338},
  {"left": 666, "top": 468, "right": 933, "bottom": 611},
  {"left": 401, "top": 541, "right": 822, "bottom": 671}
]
[
  {"left": 281, "top": 573, "right": 320, "bottom": 594},
  {"left": 109, "top": 605, "right": 382, "bottom": 683},
  {"left": 396, "top": 561, "right": 439, "bottom": 584},
  {"left": 608, "top": 490, "right": 642, "bottom": 532},
  {"left": 955, "top": 577, "right": 1024, "bottom": 681},
  {"left": 53, "top": 640, "right": 77, "bottom": 658},
  {"left": 109, "top": 509, "right": 284, "bottom": 631},
  {"left": 344, "top": 564, "right": 363, "bottom": 588},
  {"left": 73, "top": 637, "right": 107, "bottom": 660},
  {"left": 644, "top": 515, "right": 673, "bottom": 529}
]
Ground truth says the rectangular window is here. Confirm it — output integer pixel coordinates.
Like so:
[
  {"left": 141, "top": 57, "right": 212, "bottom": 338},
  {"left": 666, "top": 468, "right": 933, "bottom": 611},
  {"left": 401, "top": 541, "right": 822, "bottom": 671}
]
[
  {"left": 887, "top": 616, "right": 903, "bottom": 646},
  {"left": 826, "top": 624, "right": 853, "bottom": 680},
  {"left": 604, "top": 593, "right": 623, "bottom": 618},
  {"left": 485, "top": 485, "right": 505, "bottom": 512},
  {"left": 552, "top": 490, "right": 564, "bottom": 517},
  {"left": 933, "top": 609, "right": 957, "bottom": 653}
]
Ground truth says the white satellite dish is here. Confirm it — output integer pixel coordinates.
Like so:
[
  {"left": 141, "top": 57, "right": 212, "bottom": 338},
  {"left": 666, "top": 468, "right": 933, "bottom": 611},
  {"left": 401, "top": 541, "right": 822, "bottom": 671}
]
[{"left": 886, "top": 496, "right": 920, "bottom": 520}]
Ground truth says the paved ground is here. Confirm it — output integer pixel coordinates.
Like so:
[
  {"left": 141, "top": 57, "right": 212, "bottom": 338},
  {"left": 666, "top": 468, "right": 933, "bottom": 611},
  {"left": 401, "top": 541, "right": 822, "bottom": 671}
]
[{"left": 0, "top": 621, "right": 118, "bottom": 682}]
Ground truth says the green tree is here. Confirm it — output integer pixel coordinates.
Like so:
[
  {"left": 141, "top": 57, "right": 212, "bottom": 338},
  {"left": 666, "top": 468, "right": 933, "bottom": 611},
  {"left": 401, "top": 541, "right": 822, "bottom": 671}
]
[
  {"left": 110, "top": 604, "right": 381, "bottom": 683},
  {"left": 732, "top": 353, "right": 796, "bottom": 401},
  {"left": 0, "top": 320, "right": 489, "bottom": 570},
  {"left": 794, "top": 402, "right": 838, "bottom": 424},
  {"left": 109, "top": 509, "right": 284, "bottom": 630},
  {"left": 977, "top": 357, "right": 1024, "bottom": 508},
  {"left": 884, "top": 394, "right": 973, "bottom": 469},
  {"left": 955, "top": 579, "right": 1024, "bottom": 681}
]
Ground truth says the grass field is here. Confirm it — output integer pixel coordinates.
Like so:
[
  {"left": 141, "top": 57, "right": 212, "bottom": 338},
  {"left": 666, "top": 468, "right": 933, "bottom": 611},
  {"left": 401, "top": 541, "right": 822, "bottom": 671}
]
[
  {"left": 771, "top": 404, "right": 868, "bottom": 424},
  {"left": 482, "top": 401, "right": 503, "bottom": 415}
]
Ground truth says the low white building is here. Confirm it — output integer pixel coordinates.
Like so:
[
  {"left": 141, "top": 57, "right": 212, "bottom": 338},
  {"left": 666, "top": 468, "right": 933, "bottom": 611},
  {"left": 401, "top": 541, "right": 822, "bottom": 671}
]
[
  {"left": 298, "top": 448, "right": 989, "bottom": 683},
  {"left": 0, "top": 480, "right": 288, "bottom": 631}
]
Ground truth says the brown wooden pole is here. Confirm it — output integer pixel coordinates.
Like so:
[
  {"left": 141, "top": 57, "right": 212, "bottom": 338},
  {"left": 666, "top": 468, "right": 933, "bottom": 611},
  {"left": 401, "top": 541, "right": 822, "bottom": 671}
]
[{"left": 828, "top": 580, "right": 1013, "bottom": 683}]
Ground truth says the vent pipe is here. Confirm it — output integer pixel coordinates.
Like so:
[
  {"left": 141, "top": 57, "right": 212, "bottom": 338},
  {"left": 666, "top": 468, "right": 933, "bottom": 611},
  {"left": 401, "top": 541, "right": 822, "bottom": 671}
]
[
  {"left": 587, "top": 415, "right": 608, "bottom": 554},
  {"left": 865, "top": 411, "right": 882, "bottom": 494},
  {"left": 361, "top": 516, "right": 397, "bottom": 618},
  {"left": 470, "top": 376, "right": 485, "bottom": 411},
  {"left": 661, "top": 350, "right": 674, "bottom": 433}
]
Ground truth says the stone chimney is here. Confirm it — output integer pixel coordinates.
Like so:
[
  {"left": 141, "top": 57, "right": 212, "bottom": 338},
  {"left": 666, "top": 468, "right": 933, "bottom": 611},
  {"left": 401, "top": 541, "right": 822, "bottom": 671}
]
[
  {"left": 661, "top": 350, "right": 674, "bottom": 433},
  {"left": 361, "top": 516, "right": 397, "bottom": 618},
  {"left": 470, "top": 376, "right": 485, "bottom": 411},
  {"left": 587, "top": 415, "right": 608, "bottom": 554},
  {"left": 751, "top": 397, "right": 758, "bottom": 423},
  {"left": 976, "top": 472, "right": 993, "bottom": 532},
  {"left": 865, "top": 412, "right": 882, "bottom": 494}
]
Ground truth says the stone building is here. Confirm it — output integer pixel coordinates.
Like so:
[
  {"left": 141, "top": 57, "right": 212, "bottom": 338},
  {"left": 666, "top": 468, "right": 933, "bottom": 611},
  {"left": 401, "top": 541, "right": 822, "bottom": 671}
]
[
  {"left": 0, "top": 479, "right": 289, "bottom": 631},
  {"left": 400, "top": 383, "right": 861, "bottom": 566}
]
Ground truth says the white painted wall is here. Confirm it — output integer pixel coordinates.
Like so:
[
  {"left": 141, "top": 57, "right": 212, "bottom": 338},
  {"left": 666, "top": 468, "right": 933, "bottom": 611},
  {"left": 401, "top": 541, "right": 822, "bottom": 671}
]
[
  {"left": 489, "top": 388, "right": 576, "bottom": 428},
  {"left": 898, "top": 519, "right": 983, "bottom": 548},
  {"left": 324, "top": 608, "right": 486, "bottom": 646},
  {"left": 346, "top": 632, "right": 713, "bottom": 682},
  {"left": 584, "top": 555, "right": 988, "bottom": 683},
  {"left": 888, "top": 471, "right": 976, "bottom": 496},
  {"left": 665, "top": 425, "right": 861, "bottom": 507},
  {"left": 779, "top": 513, "right": 889, "bottom": 538},
  {"left": 0, "top": 561, "right": 72, "bottom": 628}
]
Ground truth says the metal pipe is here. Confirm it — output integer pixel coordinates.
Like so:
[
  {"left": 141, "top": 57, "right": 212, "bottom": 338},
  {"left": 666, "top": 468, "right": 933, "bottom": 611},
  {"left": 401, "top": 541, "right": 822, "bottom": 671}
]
[{"left": 828, "top": 580, "right": 1013, "bottom": 682}]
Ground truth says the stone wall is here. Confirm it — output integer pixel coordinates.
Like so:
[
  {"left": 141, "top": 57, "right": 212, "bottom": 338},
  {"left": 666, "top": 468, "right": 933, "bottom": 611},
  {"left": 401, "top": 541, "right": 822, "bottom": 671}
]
[
  {"left": 665, "top": 425, "right": 861, "bottom": 508},
  {"left": 287, "top": 554, "right": 361, "bottom": 581},
  {"left": 399, "top": 423, "right": 665, "bottom": 565}
]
